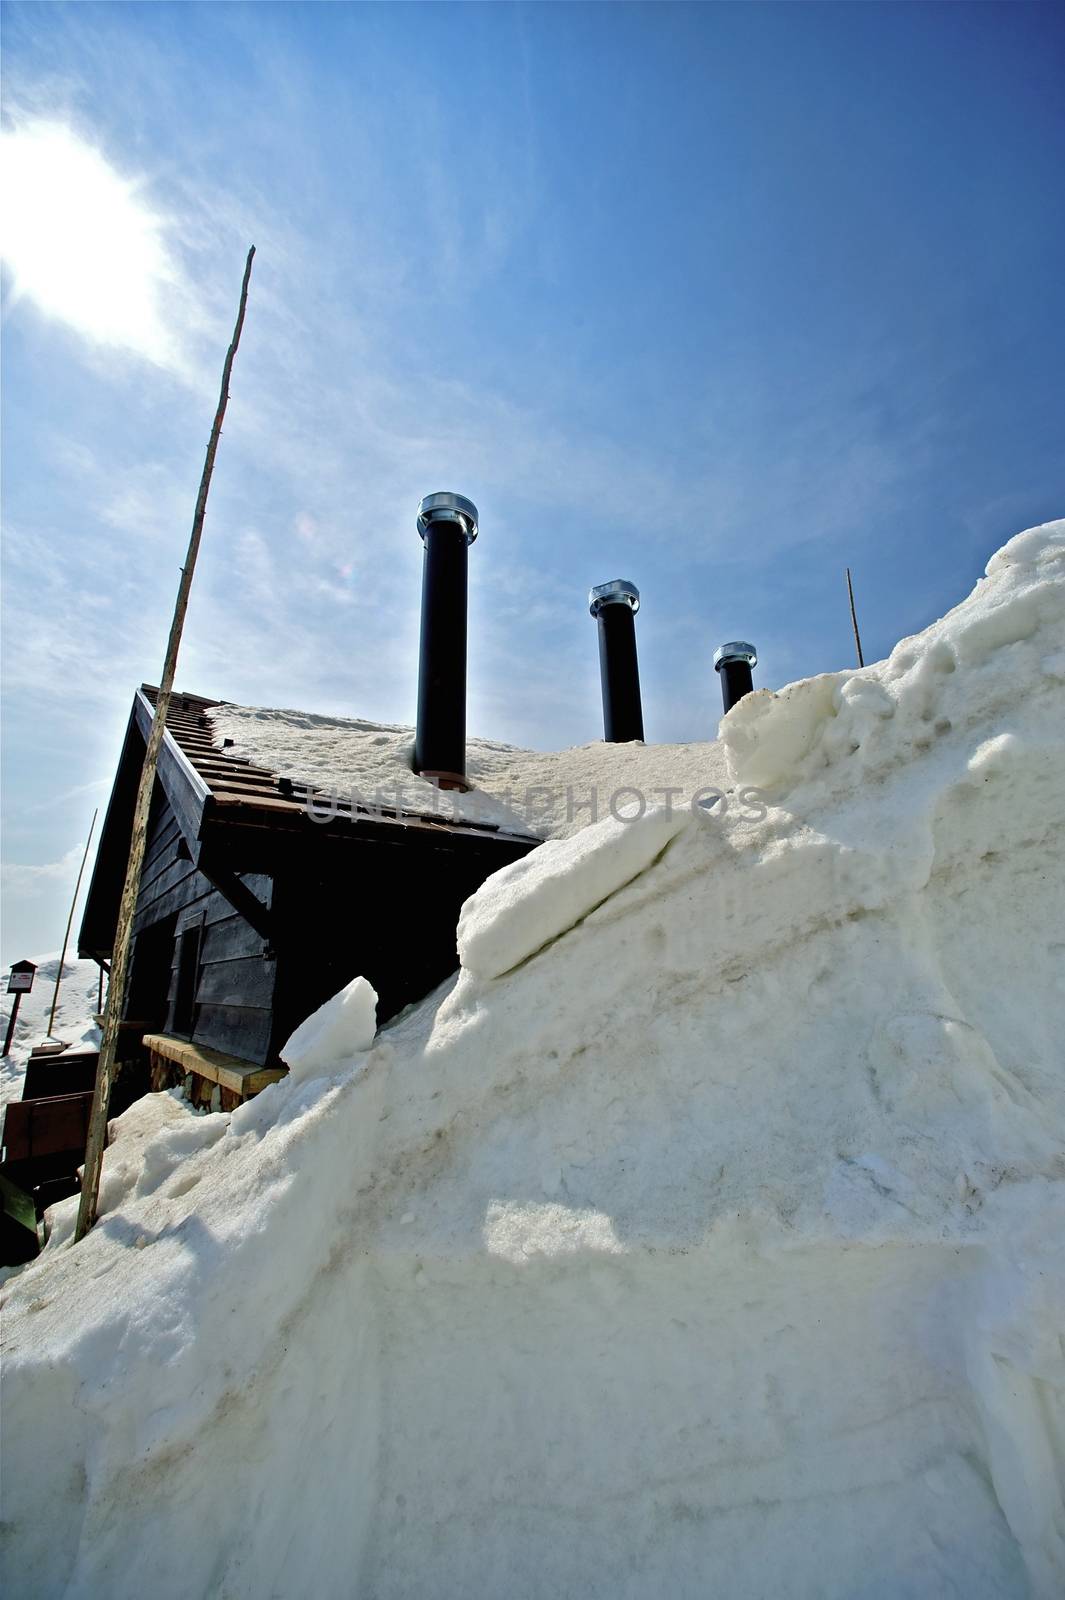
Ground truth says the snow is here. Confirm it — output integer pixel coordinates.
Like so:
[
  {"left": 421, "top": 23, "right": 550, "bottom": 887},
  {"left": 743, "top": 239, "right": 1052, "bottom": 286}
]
[
  {"left": 458, "top": 802, "right": 691, "bottom": 978},
  {"left": 41, "top": 1090, "right": 203, "bottom": 1251},
  {"left": 1, "top": 519, "right": 1063, "bottom": 1600},
  {"left": 0, "top": 952, "right": 102, "bottom": 1110},
  {"left": 206, "top": 702, "right": 731, "bottom": 840},
  {"left": 280, "top": 974, "right": 378, "bottom": 1082}
]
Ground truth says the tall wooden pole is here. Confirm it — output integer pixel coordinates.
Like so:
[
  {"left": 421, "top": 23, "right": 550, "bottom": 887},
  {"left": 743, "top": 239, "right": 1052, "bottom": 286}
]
[
  {"left": 46, "top": 807, "right": 98, "bottom": 1038},
  {"left": 75, "top": 247, "right": 256, "bottom": 1242},
  {"left": 845, "top": 566, "right": 865, "bottom": 669}
]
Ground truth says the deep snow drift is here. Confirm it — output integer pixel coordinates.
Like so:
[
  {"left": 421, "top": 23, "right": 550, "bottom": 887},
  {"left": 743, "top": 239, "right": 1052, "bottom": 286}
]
[{"left": 2, "top": 522, "right": 1063, "bottom": 1599}]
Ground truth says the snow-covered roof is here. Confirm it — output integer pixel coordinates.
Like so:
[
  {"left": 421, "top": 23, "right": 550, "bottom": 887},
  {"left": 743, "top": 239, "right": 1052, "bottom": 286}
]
[{"left": 206, "top": 703, "right": 733, "bottom": 841}]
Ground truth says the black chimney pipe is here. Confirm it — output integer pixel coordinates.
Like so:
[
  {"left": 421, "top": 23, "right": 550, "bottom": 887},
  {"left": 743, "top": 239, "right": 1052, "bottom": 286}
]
[
  {"left": 589, "top": 580, "right": 644, "bottom": 743},
  {"left": 714, "top": 641, "right": 758, "bottom": 714},
  {"left": 414, "top": 492, "right": 478, "bottom": 790}
]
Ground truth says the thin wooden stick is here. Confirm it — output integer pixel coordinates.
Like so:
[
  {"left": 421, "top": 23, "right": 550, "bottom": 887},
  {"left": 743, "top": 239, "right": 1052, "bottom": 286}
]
[
  {"left": 75, "top": 247, "right": 255, "bottom": 1242},
  {"left": 46, "top": 807, "right": 98, "bottom": 1037},
  {"left": 845, "top": 566, "right": 865, "bottom": 668}
]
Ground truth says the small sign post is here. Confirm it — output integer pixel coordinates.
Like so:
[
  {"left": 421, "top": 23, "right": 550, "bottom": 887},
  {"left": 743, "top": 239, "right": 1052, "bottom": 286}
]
[{"left": 3, "top": 961, "right": 37, "bottom": 1058}]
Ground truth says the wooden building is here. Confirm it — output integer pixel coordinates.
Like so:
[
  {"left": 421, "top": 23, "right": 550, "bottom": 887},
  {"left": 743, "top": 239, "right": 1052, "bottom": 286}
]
[{"left": 79, "top": 686, "right": 537, "bottom": 1108}]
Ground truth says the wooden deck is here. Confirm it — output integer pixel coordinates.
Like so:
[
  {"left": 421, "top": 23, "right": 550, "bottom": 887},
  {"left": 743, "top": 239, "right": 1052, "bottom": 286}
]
[{"left": 144, "top": 1032, "right": 286, "bottom": 1110}]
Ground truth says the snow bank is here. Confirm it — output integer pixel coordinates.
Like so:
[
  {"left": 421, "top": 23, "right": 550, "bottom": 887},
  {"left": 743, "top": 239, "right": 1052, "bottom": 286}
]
[
  {"left": 458, "top": 803, "right": 691, "bottom": 978},
  {"left": 41, "top": 1090, "right": 202, "bottom": 1251},
  {"left": 1, "top": 520, "right": 1063, "bottom": 1600}
]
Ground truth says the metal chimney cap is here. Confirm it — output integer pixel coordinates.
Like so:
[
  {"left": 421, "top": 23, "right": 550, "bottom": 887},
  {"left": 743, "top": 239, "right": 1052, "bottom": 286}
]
[
  {"left": 714, "top": 640, "right": 758, "bottom": 671},
  {"left": 589, "top": 579, "right": 640, "bottom": 617},
  {"left": 417, "top": 492, "right": 478, "bottom": 543}
]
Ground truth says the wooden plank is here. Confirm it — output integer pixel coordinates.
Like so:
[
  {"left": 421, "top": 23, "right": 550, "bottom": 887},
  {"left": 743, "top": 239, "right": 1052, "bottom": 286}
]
[
  {"left": 205, "top": 875, "right": 272, "bottom": 924},
  {"left": 191, "top": 764, "right": 274, "bottom": 781},
  {"left": 139, "top": 835, "right": 193, "bottom": 900},
  {"left": 195, "top": 954, "right": 276, "bottom": 1009},
  {"left": 209, "top": 790, "right": 313, "bottom": 815},
  {"left": 191, "top": 767, "right": 258, "bottom": 782},
  {"left": 194, "top": 1003, "right": 273, "bottom": 1063},
  {"left": 141, "top": 685, "right": 220, "bottom": 713},
  {"left": 132, "top": 872, "right": 212, "bottom": 937},
  {"left": 144, "top": 1034, "right": 285, "bottom": 1097},
  {"left": 178, "top": 746, "right": 237, "bottom": 763},
  {"left": 197, "top": 863, "right": 273, "bottom": 941},
  {"left": 93, "top": 1015, "right": 151, "bottom": 1033},
  {"left": 200, "top": 820, "right": 536, "bottom": 894},
  {"left": 175, "top": 902, "right": 208, "bottom": 937},
  {"left": 187, "top": 759, "right": 275, "bottom": 777},
  {"left": 199, "top": 911, "right": 270, "bottom": 964},
  {"left": 22, "top": 1054, "right": 100, "bottom": 1101},
  {"left": 192, "top": 776, "right": 285, "bottom": 799},
  {"left": 143, "top": 879, "right": 273, "bottom": 943},
  {"left": 78, "top": 708, "right": 145, "bottom": 958},
  {"left": 136, "top": 855, "right": 199, "bottom": 913},
  {"left": 2, "top": 1093, "right": 94, "bottom": 1162},
  {"left": 207, "top": 791, "right": 531, "bottom": 846},
  {"left": 133, "top": 692, "right": 211, "bottom": 851},
  {"left": 142, "top": 813, "right": 182, "bottom": 872},
  {"left": 185, "top": 750, "right": 272, "bottom": 766}
]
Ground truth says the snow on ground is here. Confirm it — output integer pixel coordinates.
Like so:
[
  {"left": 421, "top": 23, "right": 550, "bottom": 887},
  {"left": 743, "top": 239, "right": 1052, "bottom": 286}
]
[
  {"left": 2, "top": 520, "right": 1064, "bottom": 1600},
  {"left": 0, "top": 953, "right": 102, "bottom": 1109},
  {"left": 41, "top": 1089, "right": 203, "bottom": 1252},
  {"left": 207, "top": 701, "right": 732, "bottom": 840}
]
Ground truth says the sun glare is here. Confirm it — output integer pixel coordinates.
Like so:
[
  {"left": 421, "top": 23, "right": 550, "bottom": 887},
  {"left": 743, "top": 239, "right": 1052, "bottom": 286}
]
[{"left": 0, "top": 120, "right": 175, "bottom": 365}]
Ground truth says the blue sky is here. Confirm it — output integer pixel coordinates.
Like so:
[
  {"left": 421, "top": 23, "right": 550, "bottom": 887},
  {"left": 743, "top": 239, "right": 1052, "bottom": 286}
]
[{"left": 2, "top": 1, "right": 1063, "bottom": 963}]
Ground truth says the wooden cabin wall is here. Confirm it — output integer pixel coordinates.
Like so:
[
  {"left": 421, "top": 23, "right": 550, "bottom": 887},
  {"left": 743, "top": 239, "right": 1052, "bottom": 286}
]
[
  {"left": 128, "top": 794, "right": 278, "bottom": 1066},
  {"left": 267, "top": 866, "right": 455, "bottom": 1057},
  {"left": 266, "top": 835, "right": 538, "bottom": 1062}
]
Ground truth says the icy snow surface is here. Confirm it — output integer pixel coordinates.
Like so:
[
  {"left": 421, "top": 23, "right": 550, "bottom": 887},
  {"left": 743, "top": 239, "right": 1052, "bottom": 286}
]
[
  {"left": 458, "top": 802, "right": 691, "bottom": 978},
  {"left": 2, "top": 520, "right": 1064, "bottom": 1600}
]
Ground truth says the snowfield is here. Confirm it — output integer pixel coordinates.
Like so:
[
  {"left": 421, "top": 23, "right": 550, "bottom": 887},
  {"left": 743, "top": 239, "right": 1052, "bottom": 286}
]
[{"left": 1, "top": 521, "right": 1063, "bottom": 1599}]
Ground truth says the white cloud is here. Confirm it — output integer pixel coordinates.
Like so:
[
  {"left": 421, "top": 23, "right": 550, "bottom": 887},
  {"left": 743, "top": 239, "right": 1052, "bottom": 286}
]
[
  {"left": 0, "top": 847, "right": 97, "bottom": 968},
  {"left": 1, "top": 844, "right": 85, "bottom": 899},
  {"left": 0, "top": 119, "right": 179, "bottom": 367}
]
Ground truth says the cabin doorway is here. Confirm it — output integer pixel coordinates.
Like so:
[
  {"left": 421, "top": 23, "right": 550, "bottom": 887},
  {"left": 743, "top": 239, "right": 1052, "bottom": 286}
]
[
  {"left": 126, "top": 916, "right": 177, "bottom": 1034},
  {"left": 171, "top": 921, "right": 203, "bottom": 1037}
]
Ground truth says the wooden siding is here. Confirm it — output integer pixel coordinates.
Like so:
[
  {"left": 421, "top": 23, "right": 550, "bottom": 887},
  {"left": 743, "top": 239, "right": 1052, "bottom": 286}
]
[
  {"left": 266, "top": 842, "right": 524, "bottom": 1056},
  {"left": 128, "top": 794, "right": 278, "bottom": 1066}
]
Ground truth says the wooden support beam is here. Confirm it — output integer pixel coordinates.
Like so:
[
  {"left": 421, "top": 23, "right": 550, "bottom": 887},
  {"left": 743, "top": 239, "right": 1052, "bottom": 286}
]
[{"left": 197, "top": 862, "right": 273, "bottom": 944}]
